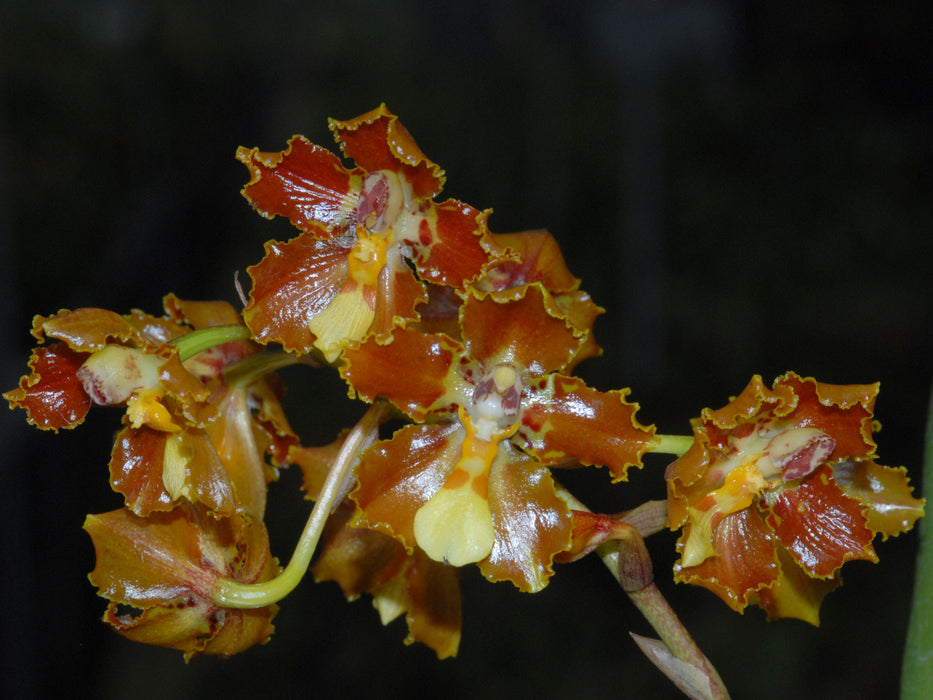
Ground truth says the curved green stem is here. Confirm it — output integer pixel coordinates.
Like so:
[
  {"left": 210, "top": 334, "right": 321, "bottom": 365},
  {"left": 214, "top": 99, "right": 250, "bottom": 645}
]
[
  {"left": 901, "top": 381, "right": 933, "bottom": 699},
  {"left": 172, "top": 324, "right": 252, "bottom": 361},
  {"left": 212, "top": 400, "right": 390, "bottom": 609},
  {"left": 223, "top": 351, "right": 301, "bottom": 389}
]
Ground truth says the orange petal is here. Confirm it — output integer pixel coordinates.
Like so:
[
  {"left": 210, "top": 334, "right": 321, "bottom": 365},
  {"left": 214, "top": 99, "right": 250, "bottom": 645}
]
[
  {"left": 764, "top": 464, "right": 877, "bottom": 578},
  {"left": 674, "top": 507, "right": 780, "bottom": 613},
  {"left": 478, "top": 442, "right": 572, "bottom": 592},
  {"left": 243, "top": 231, "right": 349, "bottom": 354},
  {"left": 410, "top": 200, "right": 494, "bottom": 288},
  {"left": 756, "top": 546, "right": 841, "bottom": 625},
  {"left": 351, "top": 422, "right": 463, "bottom": 549},
  {"left": 833, "top": 459, "right": 925, "bottom": 539},
  {"left": 482, "top": 229, "right": 580, "bottom": 293},
  {"left": 519, "top": 375, "right": 656, "bottom": 481},
  {"left": 329, "top": 104, "right": 445, "bottom": 201},
  {"left": 237, "top": 135, "right": 356, "bottom": 235},
  {"left": 109, "top": 425, "right": 236, "bottom": 517},
  {"left": 776, "top": 373, "right": 879, "bottom": 460},
  {"left": 312, "top": 503, "right": 408, "bottom": 596},
  {"left": 4, "top": 344, "right": 91, "bottom": 431},
  {"left": 341, "top": 327, "right": 464, "bottom": 422},
  {"left": 461, "top": 284, "right": 581, "bottom": 374},
  {"left": 85, "top": 506, "right": 277, "bottom": 659},
  {"left": 404, "top": 547, "right": 462, "bottom": 659}
]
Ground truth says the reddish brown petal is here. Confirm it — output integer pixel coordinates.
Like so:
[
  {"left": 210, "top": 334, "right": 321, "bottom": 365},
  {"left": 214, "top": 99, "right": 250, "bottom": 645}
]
[
  {"left": 290, "top": 435, "right": 345, "bottom": 501},
  {"left": 4, "top": 344, "right": 91, "bottom": 430},
  {"left": 554, "top": 291, "right": 604, "bottom": 372},
  {"left": 764, "top": 465, "right": 877, "bottom": 578},
  {"left": 351, "top": 423, "right": 462, "bottom": 549},
  {"left": 519, "top": 375, "right": 656, "bottom": 481},
  {"left": 833, "top": 459, "right": 925, "bottom": 539},
  {"left": 203, "top": 388, "right": 271, "bottom": 518},
  {"left": 85, "top": 506, "right": 277, "bottom": 658},
  {"left": 404, "top": 547, "right": 462, "bottom": 659},
  {"left": 776, "top": 373, "right": 879, "bottom": 460},
  {"left": 756, "top": 545, "right": 841, "bottom": 625},
  {"left": 461, "top": 284, "right": 581, "bottom": 374},
  {"left": 341, "top": 328, "right": 464, "bottom": 422},
  {"left": 249, "top": 378, "right": 300, "bottom": 469},
  {"left": 478, "top": 443, "right": 573, "bottom": 592},
  {"left": 162, "top": 294, "right": 244, "bottom": 329},
  {"left": 109, "top": 425, "right": 236, "bottom": 517},
  {"left": 34, "top": 308, "right": 147, "bottom": 350},
  {"left": 674, "top": 507, "right": 780, "bottom": 612},
  {"left": 369, "top": 247, "right": 428, "bottom": 340},
  {"left": 482, "top": 229, "right": 580, "bottom": 293},
  {"left": 330, "top": 104, "right": 444, "bottom": 200},
  {"left": 243, "top": 231, "right": 349, "bottom": 354},
  {"left": 312, "top": 503, "right": 408, "bottom": 597},
  {"left": 412, "top": 201, "right": 494, "bottom": 288},
  {"left": 237, "top": 136, "right": 356, "bottom": 235}
]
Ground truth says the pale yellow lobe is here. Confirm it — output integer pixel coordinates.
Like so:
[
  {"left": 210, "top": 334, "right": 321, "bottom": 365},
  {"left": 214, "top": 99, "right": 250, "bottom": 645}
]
[
  {"left": 162, "top": 433, "right": 194, "bottom": 500},
  {"left": 414, "top": 485, "right": 496, "bottom": 567},
  {"left": 680, "top": 506, "right": 721, "bottom": 568},
  {"left": 372, "top": 573, "right": 408, "bottom": 625},
  {"left": 413, "top": 408, "right": 516, "bottom": 567}
]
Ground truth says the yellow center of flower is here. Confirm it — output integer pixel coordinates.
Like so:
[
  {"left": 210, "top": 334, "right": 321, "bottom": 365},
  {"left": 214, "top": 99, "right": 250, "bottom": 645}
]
[
  {"left": 413, "top": 407, "right": 519, "bottom": 566},
  {"left": 126, "top": 387, "right": 182, "bottom": 432}
]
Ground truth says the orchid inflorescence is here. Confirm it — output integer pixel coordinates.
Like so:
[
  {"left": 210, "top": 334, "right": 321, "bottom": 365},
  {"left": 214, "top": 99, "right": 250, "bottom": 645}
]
[{"left": 6, "top": 105, "right": 924, "bottom": 699}]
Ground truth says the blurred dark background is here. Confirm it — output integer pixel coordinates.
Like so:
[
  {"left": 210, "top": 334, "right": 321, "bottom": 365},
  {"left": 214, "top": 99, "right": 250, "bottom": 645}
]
[{"left": 2, "top": 2, "right": 931, "bottom": 698}]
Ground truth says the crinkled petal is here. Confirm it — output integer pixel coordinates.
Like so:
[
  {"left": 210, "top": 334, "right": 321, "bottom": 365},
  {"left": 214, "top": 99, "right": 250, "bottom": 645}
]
[
  {"left": 403, "top": 547, "right": 461, "bottom": 658},
  {"left": 776, "top": 373, "right": 879, "bottom": 460},
  {"left": 833, "top": 459, "right": 925, "bottom": 539},
  {"left": 109, "top": 425, "right": 236, "bottom": 517},
  {"left": 85, "top": 506, "right": 277, "bottom": 659},
  {"left": 4, "top": 344, "right": 91, "bottom": 430},
  {"left": 756, "top": 546, "right": 841, "bottom": 625},
  {"left": 674, "top": 507, "right": 780, "bottom": 613},
  {"left": 764, "top": 464, "right": 877, "bottom": 578},
  {"left": 351, "top": 423, "right": 462, "bottom": 550},
  {"left": 313, "top": 504, "right": 408, "bottom": 597},
  {"left": 341, "top": 327, "right": 465, "bottom": 422},
  {"left": 329, "top": 104, "right": 444, "bottom": 200},
  {"left": 482, "top": 229, "right": 580, "bottom": 293},
  {"left": 478, "top": 442, "right": 572, "bottom": 592},
  {"left": 409, "top": 201, "right": 494, "bottom": 288},
  {"left": 237, "top": 135, "right": 357, "bottom": 235},
  {"left": 461, "top": 284, "right": 581, "bottom": 374},
  {"left": 243, "top": 231, "right": 349, "bottom": 354},
  {"left": 519, "top": 375, "right": 656, "bottom": 481}
]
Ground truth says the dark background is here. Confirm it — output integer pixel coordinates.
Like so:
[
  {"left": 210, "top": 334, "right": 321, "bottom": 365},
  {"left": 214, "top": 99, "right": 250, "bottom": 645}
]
[{"left": 2, "top": 2, "right": 931, "bottom": 698}]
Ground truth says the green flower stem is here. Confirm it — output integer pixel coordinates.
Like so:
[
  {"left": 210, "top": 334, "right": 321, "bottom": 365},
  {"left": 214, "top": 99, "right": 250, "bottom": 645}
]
[
  {"left": 901, "top": 381, "right": 933, "bottom": 699},
  {"left": 212, "top": 400, "right": 390, "bottom": 609},
  {"left": 650, "top": 433, "right": 694, "bottom": 456},
  {"left": 172, "top": 324, "right": 252, "bottom": 361},
  {"left": 222, "top": 351, "right": 301, "bottom": 390}
]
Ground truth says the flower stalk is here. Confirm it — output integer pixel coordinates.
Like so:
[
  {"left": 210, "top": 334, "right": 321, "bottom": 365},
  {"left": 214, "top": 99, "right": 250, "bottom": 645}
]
[{"left": 212, "top": 400, "right": 390, "bottom": 608}]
